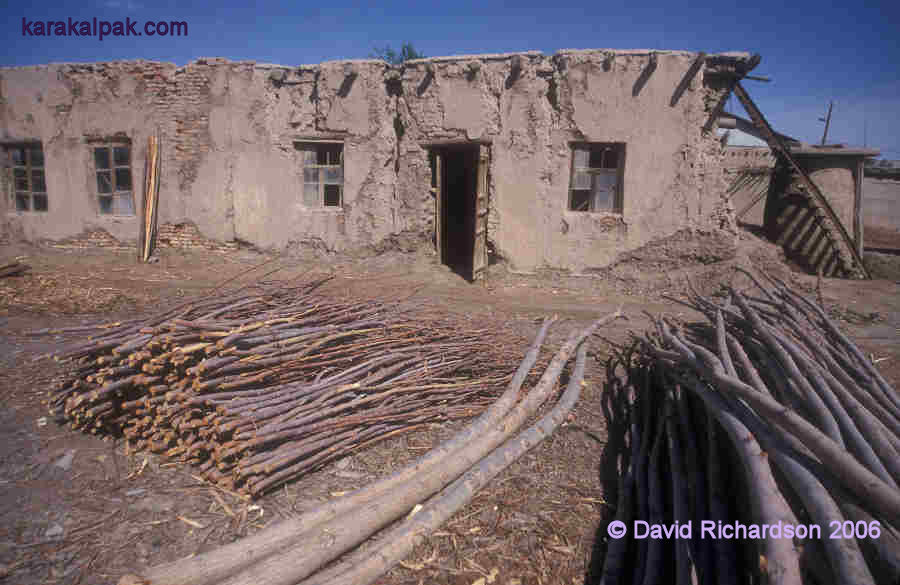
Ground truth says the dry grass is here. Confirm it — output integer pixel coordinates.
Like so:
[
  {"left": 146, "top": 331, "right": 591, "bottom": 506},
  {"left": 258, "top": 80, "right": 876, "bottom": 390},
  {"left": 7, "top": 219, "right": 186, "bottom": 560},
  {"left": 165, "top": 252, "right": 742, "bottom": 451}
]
[{"left": 0, "top": 271, "right": 146, "bottom": 315}]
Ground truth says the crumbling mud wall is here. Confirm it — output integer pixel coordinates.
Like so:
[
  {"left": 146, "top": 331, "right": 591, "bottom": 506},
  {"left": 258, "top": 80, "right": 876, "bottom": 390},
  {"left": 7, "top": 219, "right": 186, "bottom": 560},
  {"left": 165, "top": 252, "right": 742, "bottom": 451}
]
[
  {"left": 397, "top": 50, "right": 746, "bottom": 272},
  {"left": 0, "top": 61, "right": 175, "bottom": 243},
  {"left": 1, "top": 49, "right": 753, "bottom": 272},
  {"left": 0, "top": 58, "right": 398, "bottom": 253}
]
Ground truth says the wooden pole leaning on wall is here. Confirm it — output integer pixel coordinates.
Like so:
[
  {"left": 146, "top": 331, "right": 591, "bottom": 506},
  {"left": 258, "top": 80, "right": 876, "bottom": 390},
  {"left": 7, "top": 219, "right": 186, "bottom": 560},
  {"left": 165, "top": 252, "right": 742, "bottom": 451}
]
[
  {"left": 141, "top": 132, "right": 161, "bottom": 262},
  {"left": 149, "top": 132, "right": 161, "bottom": 260},
  {"left": 139, "top": 138, "right": 150, "bottom": 261}
]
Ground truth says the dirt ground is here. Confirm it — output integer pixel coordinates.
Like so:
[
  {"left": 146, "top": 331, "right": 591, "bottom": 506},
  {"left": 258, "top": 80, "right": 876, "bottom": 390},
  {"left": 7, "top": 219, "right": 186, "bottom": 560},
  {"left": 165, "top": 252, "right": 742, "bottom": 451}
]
[{"left": 1, "top": 231, "right": 898, "bottom": 585}]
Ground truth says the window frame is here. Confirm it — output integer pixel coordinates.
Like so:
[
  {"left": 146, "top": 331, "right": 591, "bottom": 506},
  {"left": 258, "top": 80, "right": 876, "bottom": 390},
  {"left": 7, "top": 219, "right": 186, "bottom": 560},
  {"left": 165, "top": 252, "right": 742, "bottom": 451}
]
[
  {"left": 567, "top": 142, "right": 626, "bottom": 214},
  {"left": 4, "top": 143, "right": 48, "bottom": 213},
  {"left": 296, "top": 141, "right": 344, "bottom": 209},
  {"left": 93, "top": 140, "right": 135, "bottom": 216}
]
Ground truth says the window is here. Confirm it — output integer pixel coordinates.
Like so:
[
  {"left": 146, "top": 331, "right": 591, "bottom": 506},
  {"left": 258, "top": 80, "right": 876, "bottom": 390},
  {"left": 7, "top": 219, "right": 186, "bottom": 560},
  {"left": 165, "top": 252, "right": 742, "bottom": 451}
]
[
  {"left": 5, "top": 143, "right": 48, "bottom": 212},
  {"left": 297, "top": 142, "right": 343, "bottom": 208},
  {"left": 568, "top": 143, "right": 625, "bottom": 213},
  {"left": 94, "top": 142, "right": 135, "bottom": 215}
]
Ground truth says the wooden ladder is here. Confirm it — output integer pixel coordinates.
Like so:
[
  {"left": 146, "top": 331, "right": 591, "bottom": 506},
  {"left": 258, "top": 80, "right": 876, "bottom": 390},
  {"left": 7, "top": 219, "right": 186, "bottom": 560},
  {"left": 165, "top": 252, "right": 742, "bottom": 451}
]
[{"left": 732, "top": 83, "right": 869, "bottom": 279}]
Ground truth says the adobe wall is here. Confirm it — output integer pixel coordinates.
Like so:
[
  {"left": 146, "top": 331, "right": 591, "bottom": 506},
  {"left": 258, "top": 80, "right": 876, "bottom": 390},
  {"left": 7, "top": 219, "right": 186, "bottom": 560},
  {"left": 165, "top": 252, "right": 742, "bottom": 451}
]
[
  {"left": 1, "top": 50, "right": 751, "bottom": 272},
  {"left": 397, "top": 50, "right": 741, "bottom": 272},
  {"left": 795, "top": 156, "right": 858, "bottom": 243},
  {"left": 0, "top": 58, "right": 399, "bottom": 253},
  {"left": 863, "top": 176, "right": 900, "bottom": 233}
]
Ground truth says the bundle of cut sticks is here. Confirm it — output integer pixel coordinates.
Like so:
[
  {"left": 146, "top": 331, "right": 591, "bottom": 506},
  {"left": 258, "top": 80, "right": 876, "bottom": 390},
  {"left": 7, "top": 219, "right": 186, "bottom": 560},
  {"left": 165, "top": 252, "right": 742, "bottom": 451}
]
[{"left": 45, "top": 278, "right": 536, "bottom": 497}]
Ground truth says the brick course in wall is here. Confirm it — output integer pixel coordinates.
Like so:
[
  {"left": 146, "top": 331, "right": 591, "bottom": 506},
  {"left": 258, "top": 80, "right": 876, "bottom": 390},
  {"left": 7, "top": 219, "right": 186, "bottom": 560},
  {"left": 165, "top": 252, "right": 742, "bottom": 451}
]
[
  {"left": 47, "top": 222, "right": 237, "bottom": 253},
  {"left": 49, "top": 228, "right": 136, "bottom": 252},
  {"left": 156, "top": 222, "right": 238, "bottom": 251}
]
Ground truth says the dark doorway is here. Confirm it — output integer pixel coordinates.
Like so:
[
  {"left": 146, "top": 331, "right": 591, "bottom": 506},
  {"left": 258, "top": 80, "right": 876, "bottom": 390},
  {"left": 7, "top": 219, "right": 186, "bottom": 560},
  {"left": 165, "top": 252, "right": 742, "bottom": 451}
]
[{"left": 431, "top": 144, "right": 487, "bottom": 281}]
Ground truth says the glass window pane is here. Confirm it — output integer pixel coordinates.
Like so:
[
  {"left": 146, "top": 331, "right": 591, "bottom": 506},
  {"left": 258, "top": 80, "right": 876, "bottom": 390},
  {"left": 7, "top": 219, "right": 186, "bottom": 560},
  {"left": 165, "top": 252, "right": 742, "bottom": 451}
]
[
  {"left": 570, "top": 190, "right": 591, "bottom": 212},
  {"left": 592, "top": 172, "right": 617, "bottom": 211},
  {"left": 303, "top": 183, "right": 320, "bottom": 207},
  {"left": 113, "top": 146, "right": 130, "bottom": 166},
  {"left": 114, "top": 193, "right": 135, "bottom": 215},
  {"left": 572, "top": 170, "right": 591, "bottom": 191},
  {"left": 303, "top": 168, "right": 320, "bottom": 183},
  {"left": 97, "top": 171, "right": 112, "bottom": 193},
  {"left": 94, "top": 147, "right": 111, "bottom": 170},
  {"left": 572, "top": 148, "right": 589, "bottom": 168},
  {"left": 32, "top": 194, "right": 48, "bottom": 212},
  {"left": 115, "top": 168, "right": 132, "bottom": 191},
  {"left": 15, "top": 193, "right": 30, "bottom": 211},
  {"left": 30, "top": 147, "right": 44, "bottom": 167},
  {"left": 300, "top": 148, "right": 317, "bottom": 165},
  {"left": 10, "top": 148, "right": 25, "bottom": 165},
  {"left": 98, "top": 195, "right": 113, "bottom": 214},
  {"left": 323, "top": 167, "right": 343, "bottom": 185},
  {"left": 316, "top": 147, "right": 328, "bottom": 165},
  {"left": 324, "top": 185, "right": 341, "bottom": 207},
  {"left": 31, "top": 170, "right": 46, "bottom": 192}
]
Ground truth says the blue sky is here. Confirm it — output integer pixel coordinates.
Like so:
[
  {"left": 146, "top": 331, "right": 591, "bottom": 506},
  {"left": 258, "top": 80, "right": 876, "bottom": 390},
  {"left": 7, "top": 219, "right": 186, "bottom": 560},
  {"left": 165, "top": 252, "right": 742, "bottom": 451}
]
[{"left": 3, "top": 0, "right": 898, "bottom": 158}]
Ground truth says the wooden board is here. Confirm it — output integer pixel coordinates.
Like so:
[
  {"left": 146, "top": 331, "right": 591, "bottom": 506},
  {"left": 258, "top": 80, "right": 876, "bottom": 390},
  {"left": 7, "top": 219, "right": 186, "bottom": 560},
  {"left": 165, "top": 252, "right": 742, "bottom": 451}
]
[{"left": 471, "top": 145, "right": 489, "bottom": 281}]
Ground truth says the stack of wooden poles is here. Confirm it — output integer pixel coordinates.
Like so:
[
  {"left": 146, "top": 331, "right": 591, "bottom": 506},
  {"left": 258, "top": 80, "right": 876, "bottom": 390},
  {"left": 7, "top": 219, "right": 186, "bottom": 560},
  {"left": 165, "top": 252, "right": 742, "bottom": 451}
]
[
  {"left": 46, "top": 278, "right": 535, "bottom": 497},
  {"left": 598, "top": 272, "right": 900, "bottom": 585}
]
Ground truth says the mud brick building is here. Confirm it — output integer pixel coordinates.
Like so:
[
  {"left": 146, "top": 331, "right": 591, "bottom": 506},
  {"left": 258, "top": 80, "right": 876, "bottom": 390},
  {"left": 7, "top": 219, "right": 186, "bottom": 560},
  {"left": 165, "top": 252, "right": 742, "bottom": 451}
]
[{"left": 1, "top": 49, "right": 759, "bottom": 279}]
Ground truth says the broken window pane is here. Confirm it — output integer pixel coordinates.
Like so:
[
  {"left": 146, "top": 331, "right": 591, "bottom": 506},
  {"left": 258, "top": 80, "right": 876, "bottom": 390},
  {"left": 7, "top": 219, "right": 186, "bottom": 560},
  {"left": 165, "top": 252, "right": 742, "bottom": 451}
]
[
  {"left": 569, "top": 143, "right": 624, "bottom": 212},
  {"left": 15, "top": 193, "right": 30, "bottom": 211},
  {"left": 303, "top": 183, "right": 319, "bottom": 207},
  {"left": 603, "top": 147, "right": 618, "bottom": 169},
  {"left": 94, "top": 148, "right": 111, "bottom": 170},
  {"left": 325, "top": 145, "right": 342, "bottom": 165},
  {"left": 98, "top": 195, "right": 113, "bottom": 214},
  {"left": 115, "top": 168, "right": 132, "bottom": 191},
  {"left": 303, "top": 168, "right": 319, "bottom": 184},
  {"left": 30, "top": 147, "right": 44, "bottom": 167},
  {"left": 31, "top": 170, "right": 46, "bottom": 192},
  {"left": 324, "top": 185, "right": 341, "bottom": 207},
  {"left": 97, "top": 171, "right": 112, "bottom": 193},
  {"left": 323, "top": 167, "right": 343, "bottom": 185},
  {"left": 113, "top": 146, "right": 130, "bottom": 167},
  {"left": 113, "top": 193, "right": 135, "bottom": 215},
  {"left": 297, "top": 142, "right": 344, "bottom": 207},
  {"left": 570, "top": 190, "right": 591, "bottom": 212},
  {"left": 32, "top": 193, "right": 48, "bottom": 211}
]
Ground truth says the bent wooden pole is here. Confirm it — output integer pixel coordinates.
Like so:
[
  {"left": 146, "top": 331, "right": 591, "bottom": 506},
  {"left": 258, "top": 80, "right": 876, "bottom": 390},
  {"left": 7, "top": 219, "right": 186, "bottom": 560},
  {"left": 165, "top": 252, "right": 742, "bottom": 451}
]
[
  {"left": 218, "top": 314, "right": 621, "bottom": 585},
  {"left": 300, "top": 342, "right": 591, "bottom": 585}
]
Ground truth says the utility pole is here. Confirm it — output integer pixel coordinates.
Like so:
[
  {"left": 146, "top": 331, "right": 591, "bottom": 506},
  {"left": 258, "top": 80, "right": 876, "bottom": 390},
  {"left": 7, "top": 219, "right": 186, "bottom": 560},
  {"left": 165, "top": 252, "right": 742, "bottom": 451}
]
[{"left": 819, "top": 101, "right": 833, "bottom": 145}]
